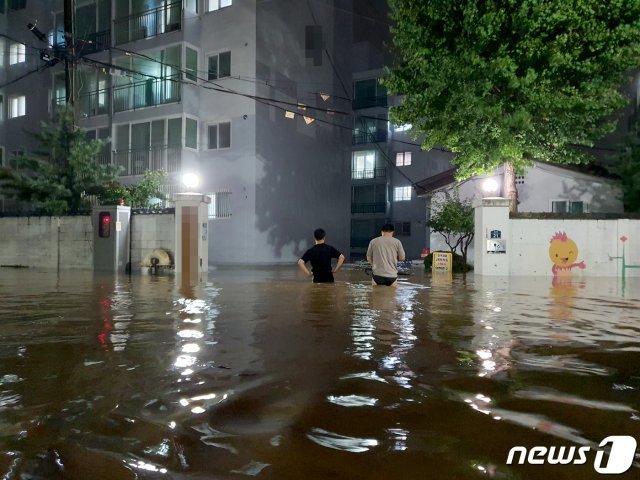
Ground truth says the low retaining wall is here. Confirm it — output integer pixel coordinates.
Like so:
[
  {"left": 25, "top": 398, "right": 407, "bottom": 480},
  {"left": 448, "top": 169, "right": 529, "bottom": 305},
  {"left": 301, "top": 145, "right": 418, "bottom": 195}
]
[
  {"left": 0, "top": 212, "right": 175, "bottom": 270},
  {"left": 474, "top": 200, "right": 640, "bottom": 277}
]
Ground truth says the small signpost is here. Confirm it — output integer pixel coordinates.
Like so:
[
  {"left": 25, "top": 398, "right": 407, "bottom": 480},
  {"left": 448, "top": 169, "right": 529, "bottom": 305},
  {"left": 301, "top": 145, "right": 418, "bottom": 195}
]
[{"left": 432, "top": 251, "right": 453, "bottom": 273}]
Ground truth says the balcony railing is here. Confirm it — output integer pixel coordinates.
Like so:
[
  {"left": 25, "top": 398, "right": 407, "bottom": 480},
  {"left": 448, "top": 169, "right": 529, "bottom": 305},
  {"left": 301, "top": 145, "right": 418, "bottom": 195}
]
[
  {"left": 75, "top": 30, "right": 111, "bottom": 55},
  {"left": 114, "top": 0, "right": 182, "bottom": 45},
  {"left": 113, "top": 75, "right": 181, "bottom": 112},
  {"left": 54, "top": 88, "right": 110, "bottom": 118},
  {"left": 113, "top": 146, "right": 182, "bottom": 176},
  {"left": 352, "top": 95, "right": 387, "bottom": 110},
  {"left": 351, "top": 167, "right": 386, "bottom": 180},
  {"left": 351, "top": 202, "right": 386, "bottom": 214},
  {"left": 353, "top": 130, "right": 387, "bottom": 144}
]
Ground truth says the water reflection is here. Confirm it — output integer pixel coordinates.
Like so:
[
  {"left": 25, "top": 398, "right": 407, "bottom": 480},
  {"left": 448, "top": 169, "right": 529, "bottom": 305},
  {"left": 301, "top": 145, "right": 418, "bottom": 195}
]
[{"left": 0, "top": 269, "right": 638, "bottom": 479}]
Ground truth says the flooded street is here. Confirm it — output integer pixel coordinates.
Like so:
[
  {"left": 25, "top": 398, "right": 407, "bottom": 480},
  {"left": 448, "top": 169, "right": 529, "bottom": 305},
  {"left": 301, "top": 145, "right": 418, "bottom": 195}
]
[{"left": 0, "top": 266, "right": 639, "bottom": 479}]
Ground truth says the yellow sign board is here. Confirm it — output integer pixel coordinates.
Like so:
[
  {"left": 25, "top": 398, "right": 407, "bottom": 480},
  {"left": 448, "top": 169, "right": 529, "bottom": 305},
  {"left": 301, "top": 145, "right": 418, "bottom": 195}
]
[{"left": 432, "top": 252, "right": 453, "bottom": 273}]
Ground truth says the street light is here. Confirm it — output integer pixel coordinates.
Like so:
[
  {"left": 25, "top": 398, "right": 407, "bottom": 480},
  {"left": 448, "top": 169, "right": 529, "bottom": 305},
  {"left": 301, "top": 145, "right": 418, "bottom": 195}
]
[
  {"left": 482, "top": 178, "right": 500, "bottom": 196},
  {"left": 182, "top": 172, "right": 200, "bottom": 192}
]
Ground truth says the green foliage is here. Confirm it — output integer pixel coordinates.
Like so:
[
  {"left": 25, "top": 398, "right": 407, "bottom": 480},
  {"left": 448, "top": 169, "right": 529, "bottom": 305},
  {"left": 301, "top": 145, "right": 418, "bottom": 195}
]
[
  {"left": 428, "top": 191, "right": 474, "bottom": 266},
  {"left": 385, "top": 0, "right": 640, "bottom": 179},
  {"left": 102, "top": 170, "right": 167, "bottom": 208},
  {"left": 0, "top": 109, "right": 120, "bottom": 215},
  {"left": 609, "top": 132, "right": 640, "bottom": 212}
]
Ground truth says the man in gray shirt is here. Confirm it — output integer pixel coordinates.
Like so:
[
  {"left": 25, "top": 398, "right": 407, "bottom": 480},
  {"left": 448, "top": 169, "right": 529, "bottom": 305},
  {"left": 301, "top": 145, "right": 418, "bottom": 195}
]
[{"left": 366, "top": 223, "right": 406, "bottom": 287}]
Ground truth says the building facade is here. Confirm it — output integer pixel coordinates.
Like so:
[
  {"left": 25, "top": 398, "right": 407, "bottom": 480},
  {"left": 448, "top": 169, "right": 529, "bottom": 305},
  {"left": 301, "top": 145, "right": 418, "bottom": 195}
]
[{"left": 0, "top": 0, "right": 353, "bottom": 264}]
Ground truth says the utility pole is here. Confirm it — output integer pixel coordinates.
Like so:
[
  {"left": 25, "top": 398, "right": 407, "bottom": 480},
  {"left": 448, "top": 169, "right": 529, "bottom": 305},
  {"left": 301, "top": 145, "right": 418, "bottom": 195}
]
[{"left": 63, "top": 0, "right": 76, "bottom": 113}]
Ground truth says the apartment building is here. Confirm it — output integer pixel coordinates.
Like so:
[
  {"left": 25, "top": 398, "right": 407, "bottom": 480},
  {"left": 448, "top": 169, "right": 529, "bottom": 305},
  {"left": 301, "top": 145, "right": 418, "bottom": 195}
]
[
  {"left": 348, "top": 1, "right": 453, "bottom": 260},
  {"left": 0, "top": 0, "right": 353, "bottom": 264}
]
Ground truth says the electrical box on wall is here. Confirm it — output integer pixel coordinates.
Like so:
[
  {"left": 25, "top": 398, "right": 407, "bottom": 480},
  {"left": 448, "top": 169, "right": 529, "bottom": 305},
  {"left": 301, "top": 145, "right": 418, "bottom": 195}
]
[{"left": 486, "top": 229, "right": 507, "bottom": 254}]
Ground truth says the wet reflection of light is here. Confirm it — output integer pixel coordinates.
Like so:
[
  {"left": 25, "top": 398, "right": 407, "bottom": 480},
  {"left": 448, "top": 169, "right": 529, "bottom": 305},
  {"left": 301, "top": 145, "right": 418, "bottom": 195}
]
[
  {"left": 340, "top": 371, "right": 388, "bottom": 383},
  {"left": 181, "top": 369, "right": 193, "bottom": 376},
  {"left": 168, "top": 421, "right": 176, "bottom": 429},
  {"left": 179, "top": 398, "right": 189, "bottom": 406},
  {"left": 307, "top": 428, "right": 379, "bottom": 453},
  {"left": 380, "top": 288, "right": 418, "bottom": 389},
  {"left": 191, "top": 406, "right": 206, "bottom": 414},
  {"left": 182, "top": 343, "right": 200, "bottom": 353},
  {"left": 143, "top": 439, "right": 171, "bottom": 457},
  {"left": 176, "top": 298, "right": 207, "bottom": 314},
  {"left": 327, "top": 395, "right": 378, "bottom": 407},
  {"left": 386, "top": 427, "right": 409, "bottom": 451},
  {"left": 191, "top": 393, "right": 216, "bottom": 401},
  {"left": 183, "top": 318, "right": 201, "bottom": 324},
  {"left": 174, "top": 355, "right": 196, "bottom": 368},
  {"left": 125, "top": 460, "right": 168, "bottom": 474},
  {"left": 177, "top": 330, "right": 204, "bottom": 339}
]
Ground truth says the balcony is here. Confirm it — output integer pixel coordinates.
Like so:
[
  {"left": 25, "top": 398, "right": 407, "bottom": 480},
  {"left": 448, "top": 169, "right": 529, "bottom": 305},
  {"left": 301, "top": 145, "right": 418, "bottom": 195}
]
[
  {"left": 351, "top": 202, "right": 386, "bottom": 214},
  {"left": 352, "top": 95, "right": 387, "bottom": 110},
  {"left": 113, "top": 146, "right": 182, "bottom": 176},
  {"left": 351, "top": 167, "right": 386, "bottom": 180},
  {"left": 75, "top": 30, "right": 111, "bottom": 55},
  {"left": 352, "top": 130, "right": 387, "bottom": 145},
  {"left": 114, "top": 1, "right": 182, "bottom": 45},
  {"left": 54, "top": 88, "right": 110, "bottom": 118},
  {"left": 113, "top": 75, "right": 181, "bottom": 112}
]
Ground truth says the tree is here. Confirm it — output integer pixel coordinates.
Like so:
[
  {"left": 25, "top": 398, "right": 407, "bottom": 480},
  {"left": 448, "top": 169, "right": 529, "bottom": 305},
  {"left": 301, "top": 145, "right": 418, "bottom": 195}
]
[
  {"left": 385, "top": 0, "right": 640, "bottom": 211},
  {"left": 0, "top": 109, "right": 120, "bottom": 215},
  {"left": 609, "top": 133, "right": 640, "bottom": 212},
  {"left": 101, "top": 170, "right": 168, "bottom": 208},
  {"left": 428, "top": 191, "right": 474, "bottom": 267}
]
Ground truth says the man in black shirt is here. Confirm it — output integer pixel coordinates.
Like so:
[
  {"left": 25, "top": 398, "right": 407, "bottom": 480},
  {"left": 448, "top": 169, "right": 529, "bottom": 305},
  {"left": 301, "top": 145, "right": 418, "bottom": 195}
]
[{"left": 298, "top": 228, "right": 345, "bottom": 283}]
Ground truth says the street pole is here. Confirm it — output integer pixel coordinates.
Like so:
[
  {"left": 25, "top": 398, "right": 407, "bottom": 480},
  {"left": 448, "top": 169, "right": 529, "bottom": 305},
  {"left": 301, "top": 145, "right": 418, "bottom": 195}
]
[{"left": 63, "top": 0, "right": 76, "bottom": 115}]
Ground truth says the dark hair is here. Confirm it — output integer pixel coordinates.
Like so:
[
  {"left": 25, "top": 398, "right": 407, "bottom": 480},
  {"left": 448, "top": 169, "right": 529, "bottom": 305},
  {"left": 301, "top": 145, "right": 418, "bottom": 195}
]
[
  {"left": 314, "top": 228, "right": 326, "bottom": 240},
  {"left": 381, "top": 223, "right": 394, "bottom": 232}
]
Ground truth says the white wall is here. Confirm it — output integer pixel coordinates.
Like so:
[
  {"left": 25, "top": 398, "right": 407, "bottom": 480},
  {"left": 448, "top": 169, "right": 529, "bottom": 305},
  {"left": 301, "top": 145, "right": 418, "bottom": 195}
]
[
  {"left": 430, "top": 163, "right": 624, "bottom": 262},
  {"left": 509, "top": 218, "right": 640, "bottom": 277}
]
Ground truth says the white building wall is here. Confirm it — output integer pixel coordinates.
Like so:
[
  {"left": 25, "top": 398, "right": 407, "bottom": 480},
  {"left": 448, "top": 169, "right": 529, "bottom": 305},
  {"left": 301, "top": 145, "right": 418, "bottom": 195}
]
[{"left": 430, "top": 163, "right": 624, "bottom": 263}]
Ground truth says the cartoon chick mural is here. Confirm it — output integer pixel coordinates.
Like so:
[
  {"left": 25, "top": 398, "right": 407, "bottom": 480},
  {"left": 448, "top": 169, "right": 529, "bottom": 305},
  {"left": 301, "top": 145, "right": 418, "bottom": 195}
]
[{"left": 549, "top": 231, "right": 586, "bottom": 276}]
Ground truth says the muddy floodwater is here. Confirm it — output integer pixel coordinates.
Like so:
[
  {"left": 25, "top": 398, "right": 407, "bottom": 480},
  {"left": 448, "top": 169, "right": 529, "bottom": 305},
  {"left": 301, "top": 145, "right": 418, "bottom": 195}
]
[{"left": 0, "top": 266, "right": 639, "bottom": 480}]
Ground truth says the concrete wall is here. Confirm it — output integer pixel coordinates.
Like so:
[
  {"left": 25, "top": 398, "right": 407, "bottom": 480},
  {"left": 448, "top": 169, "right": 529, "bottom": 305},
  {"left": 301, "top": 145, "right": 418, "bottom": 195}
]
[
  {"left": 0, "top": 212, "right": 176, "bottom": 270},
  {"left": 130, "top": 212, "right": 175, "bottom": 268},
  {"left": 430, "top": 163, "right": 624, "bottom": 261},
  {"left": 509, "top": 218, "right": 640, "bottom": 277},
  {"left": 0, "top": 216, "right": 93, "bottom": 269}
]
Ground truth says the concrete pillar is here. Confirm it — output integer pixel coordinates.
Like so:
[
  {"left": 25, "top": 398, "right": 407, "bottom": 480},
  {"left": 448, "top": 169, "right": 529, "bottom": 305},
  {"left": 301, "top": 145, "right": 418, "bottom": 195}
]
[
  {"left": 473, "top": 197, "right": 510, "bottom": 276},
  {"left": 92, "top": 205, "right": 131, "bottom": 272},
  {"left": 174, "top": 193, "right": 211, "bottom": 274}
]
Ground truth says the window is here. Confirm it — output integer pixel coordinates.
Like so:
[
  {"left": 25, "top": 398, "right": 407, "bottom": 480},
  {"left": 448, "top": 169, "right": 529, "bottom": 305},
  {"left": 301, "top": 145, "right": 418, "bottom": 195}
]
[
  {"left": 206, "top": 0, "right": 232, "bottom": 12},
  {"left": 207, "top": 191, "right": 231, "bottom": 218},
  {"left": 0, "top": 94, "right": 3, "bottom": 120},
  {"left": 207, "top": 51, "right": 231, "bottom": 80},
  {"left": 394, "top": 123, "right": 412, "bottom": 132},
  {"left": 394, "top": 186, "right": 412, "bottom": 202},
  {"left": 185, "top": 118, "right": 198, "bottom": 149},
  {"left": 9, "top": 43, "right": 25, "bottom": 65},
  {"left": 551, "top": 200, "right": 585, "bottom": 214},
  {"left": 185, "top": 46, "right": 198, "bottom": 82},
  {"left": 207, "top": 122, "right": 231, "bottom": 149},
  {"left": 0, "top": 146, "right": 4, "bottom": 167},
  {"left": 395, "top": 152, "right": 412, "bottom": 166},
  {"left": 353, "top": 78, "right": 387, "bottom": 109},
  {"left": 394, "top": 222, "right": 411, "bottom": 236},
  {"left": 9, "top": 95, "right": 25, "bottom": 118},
  {"left": 352, "top": 150, "right": 376, "bottom": 179},
  {"left": 9, "top": 0, "right": 26, "bottom": 10}
]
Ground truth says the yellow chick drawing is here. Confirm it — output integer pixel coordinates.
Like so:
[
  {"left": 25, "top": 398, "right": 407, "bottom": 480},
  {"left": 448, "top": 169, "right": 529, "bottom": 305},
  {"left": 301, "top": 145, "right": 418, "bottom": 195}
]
[{"left": 549, "top": 231, "right": 586, "bottom": 276}]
